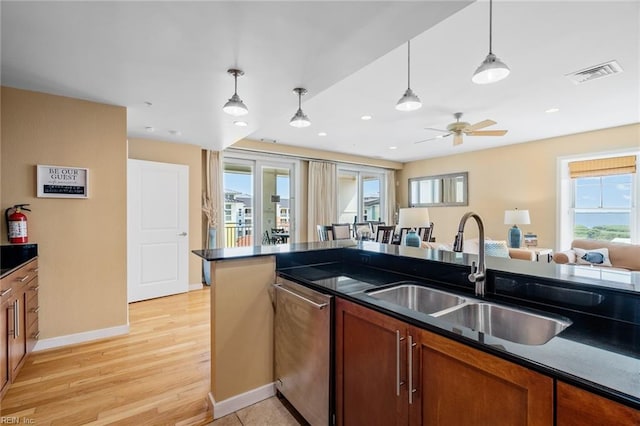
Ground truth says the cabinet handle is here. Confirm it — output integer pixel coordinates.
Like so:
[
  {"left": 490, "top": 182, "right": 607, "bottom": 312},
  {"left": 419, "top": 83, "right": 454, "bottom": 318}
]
[
  {"left": 33, "top": 331, "right": 40, "bottom": 340},
  {"left": 31, "top": 267, "right": 39, "bottom": 273},
  {"left": 30, "top": 286, "right": 39, "bottom": 292},
  {"left": 14, "top": 299, "right": 19, "bottom": 338},
  {"left": 396, "top": 330, "right": 406, "bottom": 396},
  {"left": 0, "top": 288, "right": 11, "bottom": 297},
  {"left": 408, "top": 335, "right": 417, "bottom": 404},
  {"left": 32, "top": 306, "right": 40, "bottom": 314},
  {"left": 17, "top": 275, "right": 30, "bottom": 283}
]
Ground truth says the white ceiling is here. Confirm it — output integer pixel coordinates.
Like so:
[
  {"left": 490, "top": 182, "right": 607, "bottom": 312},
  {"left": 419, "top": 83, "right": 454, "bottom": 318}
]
[{"left": 2, "top": 1, "right": 639, "bottom": 163}]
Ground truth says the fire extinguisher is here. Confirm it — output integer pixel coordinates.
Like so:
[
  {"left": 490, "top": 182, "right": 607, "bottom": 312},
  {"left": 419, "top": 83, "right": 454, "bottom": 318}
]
[{"left": 5, "top": 204, "right": 31, "bottom": 244}]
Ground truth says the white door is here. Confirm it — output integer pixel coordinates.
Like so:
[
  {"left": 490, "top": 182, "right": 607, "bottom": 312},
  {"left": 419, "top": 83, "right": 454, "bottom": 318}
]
[{"left": 127, "top": 159, "right": 189, "bottom": 302}]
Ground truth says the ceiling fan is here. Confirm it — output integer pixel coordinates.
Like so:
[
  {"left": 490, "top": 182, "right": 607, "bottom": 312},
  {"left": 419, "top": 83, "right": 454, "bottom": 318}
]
[{"left": 416, "top": 112, "right": 508, "bottom": 146}]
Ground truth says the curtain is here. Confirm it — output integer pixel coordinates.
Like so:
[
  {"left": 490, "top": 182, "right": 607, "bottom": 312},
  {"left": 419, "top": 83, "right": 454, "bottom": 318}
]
[
  {"left": 384, "top": 169, "right": 397, "bottom": 226},
  {"left": 308, "top": 161, "right": 337, "bottom": 241},
  {"left": 203, "top": 150, "right": 223, "bottom": 248}
]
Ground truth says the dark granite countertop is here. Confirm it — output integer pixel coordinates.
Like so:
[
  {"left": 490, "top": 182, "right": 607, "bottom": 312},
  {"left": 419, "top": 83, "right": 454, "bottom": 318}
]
[
  {"left": 193, "top": 240, "right": 640, "bottom": 409},
  {"left": 1, "top": 244, "right": 38, "bottom": 278}
]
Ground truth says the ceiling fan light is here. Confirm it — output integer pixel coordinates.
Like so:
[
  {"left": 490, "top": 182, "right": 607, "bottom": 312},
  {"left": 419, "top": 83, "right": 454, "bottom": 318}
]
[
  {"left": 472, "top": 53, "right": 510, "bottom": 84},
  {"left": 223, "top": 93, "right": 249, "bottom": 116},
  {"left": 395, "top": 88, "right": 422, "bottom": 111},
  {"left": 289, "top": 108, "right": 311, "bottom": 128}
]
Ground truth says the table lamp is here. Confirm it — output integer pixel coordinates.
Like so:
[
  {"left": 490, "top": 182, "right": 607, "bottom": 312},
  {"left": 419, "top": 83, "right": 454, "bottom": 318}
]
[
  {"left": 398, "top": 207, "right": 430, "bottom": 247},
  {"left": 504, "top": 209, "right": 530, "bottom": 248}
]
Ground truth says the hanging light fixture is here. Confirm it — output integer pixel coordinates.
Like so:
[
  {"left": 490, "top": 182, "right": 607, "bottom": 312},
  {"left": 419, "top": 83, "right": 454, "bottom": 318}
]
[
  {"left": 396, "top": 40, "right": 422, "bottom": 111},
  {"left": 289, "top": 88, "right": 311, "bottom": 128},
  {"left": 472, "top": 0, "right": 510, "bottom": 84},
  {"left": 223, "top": 69, "right": 249, "bottom": 116}
]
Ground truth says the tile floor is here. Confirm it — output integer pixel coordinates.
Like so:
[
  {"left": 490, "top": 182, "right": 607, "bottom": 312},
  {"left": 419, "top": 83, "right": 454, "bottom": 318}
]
[{"left": 208, "top": 396, "right": 303, "bottom": 426}]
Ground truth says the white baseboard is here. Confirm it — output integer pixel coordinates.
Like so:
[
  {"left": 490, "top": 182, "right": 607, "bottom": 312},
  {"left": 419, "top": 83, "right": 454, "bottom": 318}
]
[
  {"left": 189, "top": 282, "right": 204, "bottom": 291},
  {"left": 32, "top": 324, "right": 130, "bottom": 352},
  {"left": 211, "top": 382, "right": 276, "bottom": 419}
]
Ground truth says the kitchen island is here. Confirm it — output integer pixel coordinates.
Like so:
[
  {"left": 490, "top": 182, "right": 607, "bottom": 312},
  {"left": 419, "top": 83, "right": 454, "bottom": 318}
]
[{"left": 194, "top": 241, "right": 640, "bottom": 423}]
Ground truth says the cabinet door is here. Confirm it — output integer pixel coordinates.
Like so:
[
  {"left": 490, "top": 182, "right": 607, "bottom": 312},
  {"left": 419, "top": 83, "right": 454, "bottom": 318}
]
[
  {"left": 8, "top": 291, "right": 27, "bottom": 378},
  {"left": 1, "top": 299, "right": 10, "bottom": 397},
  {"left": 557, "top": 381, "right": 640, "bottom": 426},
  {"left": 414, "top": 328, "right": 553, "bottom": 426},
  {"left": 336, "top": 298, "right": 409, "bottom": 426}
]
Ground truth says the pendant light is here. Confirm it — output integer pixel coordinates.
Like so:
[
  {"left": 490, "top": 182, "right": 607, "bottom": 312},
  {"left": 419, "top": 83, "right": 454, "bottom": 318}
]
[
  {"left": 396, "top": 40, "right": 422, "bottom": 111},
  {"left": 223, "top": 69, "right": 249, "bottom": 116},
  {"left": 472, "top": 0, "right": 510, "bottom": 84},
  {"left": 290, "top": 88, "right": 311, "bottom": 128}
]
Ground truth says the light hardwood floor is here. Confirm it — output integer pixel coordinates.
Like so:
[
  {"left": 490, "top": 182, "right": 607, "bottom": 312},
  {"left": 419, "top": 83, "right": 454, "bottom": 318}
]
[{"left": 1, "top": 288, "right": 212, "bottom": 425}]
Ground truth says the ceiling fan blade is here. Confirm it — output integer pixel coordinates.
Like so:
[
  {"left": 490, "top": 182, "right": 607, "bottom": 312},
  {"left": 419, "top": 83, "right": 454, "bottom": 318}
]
[
  {"left": 453, "top": 134, "right": 463, "bottom": 146},
  {"left": 414, "top": 133, "right": 451, "bottom": 144},
  {"left": 467, "top": 130, "right": 508, "bottom": 136},
  {"left": 424, "top": 127, "right": 449, "bottom": 133},
  {"left": 465, "top": 119, "right": 496, "bottom": 132}
]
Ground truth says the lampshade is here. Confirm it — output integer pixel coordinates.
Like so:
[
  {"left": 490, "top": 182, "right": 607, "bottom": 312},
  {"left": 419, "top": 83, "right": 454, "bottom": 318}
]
[
  {"left": 398, "top": 207, "right": 430, "bottom": 229},
  {"left": 222, "top": 69, "right": 248, "bottom": 116},
  {"left": 504, "top": 209, "right": 530, "bottom": 225},
  {"left": 290, "top": 87, "right": 311, "bottom": 128},
  {"left": 395, "top": 40, "right": 422, "bottom": 112},
  {"left": 472, "top": 53, "right": 511, "bottom": 84},
  {"left": 472, "top": 0, "right": 510, "bottom": 85}
]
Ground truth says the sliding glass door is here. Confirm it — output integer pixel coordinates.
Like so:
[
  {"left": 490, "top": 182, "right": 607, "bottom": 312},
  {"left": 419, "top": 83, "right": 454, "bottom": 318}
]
[
  {"left": 223, "top": 153, "right": 297, "bottom": 247},
  {"left": 337, "top": 167, "right": 384, "bottom": 224}
]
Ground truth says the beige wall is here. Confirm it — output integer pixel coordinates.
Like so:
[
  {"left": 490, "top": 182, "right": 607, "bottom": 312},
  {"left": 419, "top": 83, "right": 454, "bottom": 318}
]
[
  {"left": 397, "top": 124, "right": 640, "bottom": 249},
  {"left": 128, "top": 138, "right": 203, "bottom": 285},
  {"left": 1, "top": 86, "right": 128, "bottom": 338}
]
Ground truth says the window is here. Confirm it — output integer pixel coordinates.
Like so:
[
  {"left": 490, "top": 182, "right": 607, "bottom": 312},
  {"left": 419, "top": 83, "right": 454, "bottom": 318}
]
[{"left": 558, "top": 152, "right": 638, "bottom": 248}]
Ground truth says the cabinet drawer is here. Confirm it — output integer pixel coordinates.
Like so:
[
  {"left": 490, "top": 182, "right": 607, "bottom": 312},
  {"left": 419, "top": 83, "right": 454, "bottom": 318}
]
[
  {"left": 26, "top": 277, "right": 39, "bottom": 303},
  {"left": 26, "top": 295, "right": 39, "bottom": 330}
]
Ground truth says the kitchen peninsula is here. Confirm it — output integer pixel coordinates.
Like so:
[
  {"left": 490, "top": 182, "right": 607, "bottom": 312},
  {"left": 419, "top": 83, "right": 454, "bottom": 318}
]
[{"left": 193, "top": 241, "right": 640, "bottom": 424}]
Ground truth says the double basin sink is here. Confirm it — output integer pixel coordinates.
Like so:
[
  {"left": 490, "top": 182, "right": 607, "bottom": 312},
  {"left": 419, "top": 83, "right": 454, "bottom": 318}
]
[{"left": 366, "top": 283, "right": 571, "bottom": 345}]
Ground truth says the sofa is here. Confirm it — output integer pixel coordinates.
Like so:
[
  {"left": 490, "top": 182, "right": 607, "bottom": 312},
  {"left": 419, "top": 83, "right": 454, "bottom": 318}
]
[
  {"left": 553, "top": 239, "right": 640, "bottom": 271},
  {"left": 422, "top": 239, "right": 536, "bottom": 261}
]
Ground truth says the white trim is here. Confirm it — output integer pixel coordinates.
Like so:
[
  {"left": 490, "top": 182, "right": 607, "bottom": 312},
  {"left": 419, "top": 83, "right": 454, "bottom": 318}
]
[
  {"left": 210, "top": 382, "right": 276, "bottom": 419},
  {"left": 32, "top": 324, "right": 129, "bottom": 352},
  {"left": 189, "top": 282, "right": 204, "bottom": 291}
]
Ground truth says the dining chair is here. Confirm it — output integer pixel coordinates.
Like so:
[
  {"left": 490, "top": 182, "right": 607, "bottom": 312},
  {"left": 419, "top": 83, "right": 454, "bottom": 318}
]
[
  {"left": 331, "top": 223, "right": 352, "bottom": 240},
  {"left": 375, "top": 225, "right": 396, "bottom": 244},
  {"left": 354, "top": 222, "right": 373, "bottom": 240},
  {"left": 418, "top": 223, "right": 434, "bottom": 242},
  {"left": 316, "top": 225, "right": 333, "bottom": 241},
  {"left": 395, "top": 227, "right": 413, "bottom": 245}
]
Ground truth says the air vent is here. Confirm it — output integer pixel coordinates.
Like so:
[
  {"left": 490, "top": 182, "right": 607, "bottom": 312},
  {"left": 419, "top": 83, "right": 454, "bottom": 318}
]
[{"left": 565, "top": 60, "right": 623, "bottom": 84}]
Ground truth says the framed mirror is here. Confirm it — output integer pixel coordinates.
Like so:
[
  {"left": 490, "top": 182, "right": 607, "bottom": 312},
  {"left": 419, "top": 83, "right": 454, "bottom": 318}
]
[{"left": 408, "top": 172, "right": 468, "bottom": 207}]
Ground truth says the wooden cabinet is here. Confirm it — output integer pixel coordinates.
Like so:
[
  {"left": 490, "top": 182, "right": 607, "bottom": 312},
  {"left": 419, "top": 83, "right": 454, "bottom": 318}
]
[
  {"left": 414, "top": 328, "right": 553, "bottom": 426},
  {"left": 557, "top": 381, "right": 640, "bottom": 426},
  {"left": 336, "top": 298, "right": 553, "bottom": 426},
  {"left": 1, "top": 258, "right": 38, "bottom": 400},
  {"left": 336, "top": 298, "right": 411, "bottom": 426}
]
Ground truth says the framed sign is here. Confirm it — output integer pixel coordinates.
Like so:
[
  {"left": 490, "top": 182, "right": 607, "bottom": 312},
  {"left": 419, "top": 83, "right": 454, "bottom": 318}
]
[{"left": 37, "top": 165, "right": 89, "bottom": 198}]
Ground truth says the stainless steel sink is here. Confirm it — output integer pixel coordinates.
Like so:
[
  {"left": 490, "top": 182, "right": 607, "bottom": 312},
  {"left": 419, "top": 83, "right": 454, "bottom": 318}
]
[
  {"left": 367, "top": 284, "right": 467, "bottom": 315},
  {"left": 434, "top": 302, "right": 572, "bottom": 345}
]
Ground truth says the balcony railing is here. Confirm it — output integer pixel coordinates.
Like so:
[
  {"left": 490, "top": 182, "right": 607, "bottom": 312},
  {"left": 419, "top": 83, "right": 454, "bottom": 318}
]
[{"left": 224, "top": 224, "right": 253, "bottom": 248}]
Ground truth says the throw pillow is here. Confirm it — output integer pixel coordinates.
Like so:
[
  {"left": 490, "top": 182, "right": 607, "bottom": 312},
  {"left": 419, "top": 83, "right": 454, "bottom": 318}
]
[
  {"left": 574, "top": 247, "right": 613, "bottom": 267},
  {"left": 484, "top": 240, "right": 510, "bottom": 258}
]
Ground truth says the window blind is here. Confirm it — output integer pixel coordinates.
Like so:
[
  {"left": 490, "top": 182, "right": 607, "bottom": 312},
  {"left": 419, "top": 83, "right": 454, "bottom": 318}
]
[{"left": 569, "top": 155, "right": 636, "bottom": 178}]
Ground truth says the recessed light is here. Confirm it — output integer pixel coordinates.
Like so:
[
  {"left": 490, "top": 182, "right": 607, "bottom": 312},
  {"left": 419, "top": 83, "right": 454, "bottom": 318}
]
[
  {"left": 233, "top": 120, "right": 248, "bottom": 127},
  {"left": 361, "top": 115, "right": 372, "bottom": 121},
  {"left": 318, "top": 132, "right": 327, "bottom": 137},
  {"left": 545, "top": 107, "right": 560, "bottom": 113},
  {"left": 168, "top": 129, "right": 181, "bottom": 136},
  {"left": 144, "top": 101, "right": 153, "bottom": 107},
  {"left": 389, "top": 146, "right": 398, "bottom": 150},
  {"left": 145, "top": 126, "right": 155, "bottom": 132}
]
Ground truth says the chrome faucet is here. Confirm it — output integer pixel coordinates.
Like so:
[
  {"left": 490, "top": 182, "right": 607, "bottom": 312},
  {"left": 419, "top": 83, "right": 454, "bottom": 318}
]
[{"left": 453, "top": 212, "right": 486, "bottom": 297}]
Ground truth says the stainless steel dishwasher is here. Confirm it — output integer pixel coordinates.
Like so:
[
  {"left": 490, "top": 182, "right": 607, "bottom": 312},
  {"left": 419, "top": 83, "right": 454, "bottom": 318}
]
[{"left": 274, "top": 278, "right": 332, "bottom": 426}]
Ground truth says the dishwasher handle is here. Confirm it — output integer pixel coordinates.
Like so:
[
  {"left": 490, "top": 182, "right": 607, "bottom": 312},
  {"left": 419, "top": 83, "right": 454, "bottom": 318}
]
[{"left": 274, "top": 284, "right": 329, "bottom": 310}]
